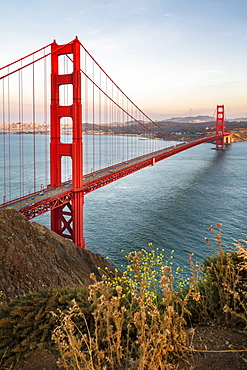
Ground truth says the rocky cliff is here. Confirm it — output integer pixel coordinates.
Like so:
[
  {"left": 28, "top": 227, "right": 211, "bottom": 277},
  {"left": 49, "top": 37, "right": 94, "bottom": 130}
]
[{"left": 0, "top": 208, "right": 114, "bottom": 302}]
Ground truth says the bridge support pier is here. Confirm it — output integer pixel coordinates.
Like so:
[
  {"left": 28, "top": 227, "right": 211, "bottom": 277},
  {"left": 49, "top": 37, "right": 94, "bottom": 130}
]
[{"left": 50, "top": 37, "right": 85, "bottom": 248}]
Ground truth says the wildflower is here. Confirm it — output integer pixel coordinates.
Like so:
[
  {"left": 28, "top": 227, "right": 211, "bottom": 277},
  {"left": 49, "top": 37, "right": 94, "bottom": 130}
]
[{"left": 115, "top": 285, "right": 122, "bottom": 294}]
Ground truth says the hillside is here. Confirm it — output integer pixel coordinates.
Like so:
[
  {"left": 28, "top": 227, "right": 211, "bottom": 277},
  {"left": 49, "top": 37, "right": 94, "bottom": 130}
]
[
  {"left": 0, "top": 208, "right": 114, "bottom": 303},
  {"left": 232, "top": 128, "right": 247, "bottom": 142}
]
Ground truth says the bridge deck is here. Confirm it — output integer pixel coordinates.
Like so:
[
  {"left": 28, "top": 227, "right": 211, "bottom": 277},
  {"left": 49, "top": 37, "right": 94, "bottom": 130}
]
[{"left": 0, "top": 133, "right": 223, "bottom": 219}]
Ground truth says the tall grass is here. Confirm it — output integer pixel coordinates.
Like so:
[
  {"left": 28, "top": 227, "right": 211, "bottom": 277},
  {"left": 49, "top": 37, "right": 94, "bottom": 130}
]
[
  {"left": 53, "top": 227, "right": 247, "bottom": 369},
  {"left": 52, "top": 247, "right": 197, "bottom": 369}
]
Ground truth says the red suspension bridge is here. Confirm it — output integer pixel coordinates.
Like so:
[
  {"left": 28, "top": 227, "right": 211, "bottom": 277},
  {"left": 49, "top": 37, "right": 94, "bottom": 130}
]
[{"left": 0, "top": 37, "right": 231, "bottom": 248}]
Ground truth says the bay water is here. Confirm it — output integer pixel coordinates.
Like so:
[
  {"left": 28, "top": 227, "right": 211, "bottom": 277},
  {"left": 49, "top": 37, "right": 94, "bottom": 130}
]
[
  {"left": 1, "top": 134, "right": 247, "bottom": 271},
  {"left": 84, "top": 141, "right": 247, "bottom": 269}
]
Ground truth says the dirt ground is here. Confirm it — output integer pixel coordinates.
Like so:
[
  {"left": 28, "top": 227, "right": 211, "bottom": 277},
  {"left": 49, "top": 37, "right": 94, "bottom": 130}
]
[
  {"left": 10, "top": 325, "right": 247, "bottom": 370},
  {"left": 180, "top": 325, "right": 247, "bottom": 370}
]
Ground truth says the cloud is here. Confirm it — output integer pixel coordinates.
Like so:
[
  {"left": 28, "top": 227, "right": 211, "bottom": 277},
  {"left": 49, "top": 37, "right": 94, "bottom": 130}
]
[{"left": 196, "top": 69, "right": 228, "bottom": 75}]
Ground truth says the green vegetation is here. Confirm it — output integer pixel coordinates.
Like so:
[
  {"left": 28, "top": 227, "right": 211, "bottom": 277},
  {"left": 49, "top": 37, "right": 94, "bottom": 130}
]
[
  {"left": 190, "top": 224, "right": 247, "bottom": 326},
  {"left": 0, "top": 225, "right": 246, "bottom": 369},
  {"left": 0, "top": 287, "right": 91, "bottom": 368}
]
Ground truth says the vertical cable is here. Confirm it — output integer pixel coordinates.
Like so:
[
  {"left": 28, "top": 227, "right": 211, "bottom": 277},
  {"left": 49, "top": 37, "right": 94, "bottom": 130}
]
[
  {"left": 92, "top": 59, "right": 95, "bottom": 172},
  {"left": 7, "top": 69, "right": 11, "bottom": 199},
  {"left": 110, "top": 83, "right": 113, "bottom": 166},
  {"left": 33, "top": 56, "right": 36, "bottom": 192},
  {"left": 126, "top": 100, "right": 129, "bottom": 160},
  {"left": 84, "top": 52, "right": 88, "bottom": 174},
  {"left": 18, "top": 69, "right": 21, "bottom": 197},
  {"left": 144, "top": 113, "right": 147, "bottom": 154},
  {"left": 105, "top": 76, "right": 108, "bottom": 168},
  {"left": 21, "top": 63, "right": 24, "bottom": 196},
  {"left": 18, "top": 66, "right": 24, "bottom": 198},
  {"left": 114, "top": 86, "right": 117, "bottom": 164},
  {"left": 2, "top": 80, "right": 6, "bottom": 202},
  {"left": 99, "top": 68, "right": 102, "bottom": 169},
  {"left": 122, "top": 94, "right": 124, "bottom": 161},
  {"left": 43, "top": 48, "right": 48, "bottom": 187},
  {"left": 116, "top": 89, "right": 119, "bottom": 163}
]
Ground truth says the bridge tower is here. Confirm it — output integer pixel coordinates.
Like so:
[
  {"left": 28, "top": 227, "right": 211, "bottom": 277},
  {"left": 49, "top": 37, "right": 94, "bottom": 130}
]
[
  {"left": 215, "top": 105, "right": 225, "bottom": 149},
  {"left": 50, "top": 37, "right": 85, "bottom": 248}
]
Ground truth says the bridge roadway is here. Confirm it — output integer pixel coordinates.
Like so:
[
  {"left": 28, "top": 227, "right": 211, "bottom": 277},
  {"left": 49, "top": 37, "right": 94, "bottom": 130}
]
[{"left": 0, "top": 133, "right": 222, "bottom": 220}]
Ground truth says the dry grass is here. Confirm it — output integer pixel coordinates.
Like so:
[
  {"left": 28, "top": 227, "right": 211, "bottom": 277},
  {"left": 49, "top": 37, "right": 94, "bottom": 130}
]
[
  {"left": 53, "top": 247, "right": 197, "bottom": 369},
  {"left": 192, "top": 224, "right": 247, "bottom": 326},
  {"left": 53, "top": 226, "right": 247, "bottom": 369}
]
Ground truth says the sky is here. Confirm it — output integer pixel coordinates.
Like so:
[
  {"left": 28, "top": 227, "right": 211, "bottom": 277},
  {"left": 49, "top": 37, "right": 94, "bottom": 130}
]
[{"left": 1, "top": 0, "right": 247, "bottom": 120}]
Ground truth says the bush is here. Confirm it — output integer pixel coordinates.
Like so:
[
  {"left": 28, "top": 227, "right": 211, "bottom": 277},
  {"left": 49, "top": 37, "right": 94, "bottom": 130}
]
[
  {"left": 0, "top": 286, "right": 90, "bottom": 368},
  {"left": 187, "top": 224, "right": 247, "bottom": 327}
]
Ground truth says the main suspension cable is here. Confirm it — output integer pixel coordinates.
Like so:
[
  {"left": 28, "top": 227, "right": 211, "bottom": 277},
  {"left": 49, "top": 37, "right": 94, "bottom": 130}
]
[{"left": 79, "top": 41, "right": 180, "bottom": 141}]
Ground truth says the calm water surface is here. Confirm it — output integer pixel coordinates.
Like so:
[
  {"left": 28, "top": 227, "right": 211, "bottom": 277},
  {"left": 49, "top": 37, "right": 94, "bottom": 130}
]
[{"left": 84, "top": 141, "right": 247, "bottom": 268}]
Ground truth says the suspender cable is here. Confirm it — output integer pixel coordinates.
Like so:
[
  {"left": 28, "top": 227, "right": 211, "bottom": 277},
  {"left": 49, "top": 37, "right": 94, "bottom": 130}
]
[
  {"left": 104, "top": 76, "right": 107, "bottom": 167},
  {"left": 116, "top": 89, "right": 119, "bottom": 163},
  {"left": 21, "top": 67, "right": 24, "bottom": 197},
  {"left": 114, "top": 86, "right": 117, "bottom": 163},
  {"left": 105, "top": 78, "right": 109, "bottom": 167},
  {"left": 7, "top": 69, "right": 11, "bottom": 200},
  {"left": 131, "top": 102, "right": 134, "bottom": 158},
  {"left": 43, "top": 48, "right": 49, "bottom": 188},
  {"left": 32, "top": 57, "right": 36, "bottom": 193},
  {"left": 18, "top": 69, "right": 21, "bottom": 197},
  {"left": 122, "top": 94, "right": 125, "bottom": 161},
  {"left": 110, "top": 84, "right": 113, "bottom": 166},
  {"left": 2, "top": 79, "right": 6, "bottom": 203},
  {"left": 92, "top": 59, "right": 95, "bottom": 172},
  {"left": 18, "top": 67, "right": 24, "bottom": 198},
  {"left": 98, "top": 68, "right": 102, "bottom": 170},
  {"left": 126, "top": 99, "right": 129, "bottom": 160},
  {"left": 84, "top": 51, "right": 89, "bottom": 175}
]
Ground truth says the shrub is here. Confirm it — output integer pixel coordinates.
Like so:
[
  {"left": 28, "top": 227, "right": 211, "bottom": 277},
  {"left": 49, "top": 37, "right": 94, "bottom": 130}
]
[
  {"left": 187, "top": 224, "right": 247, "bottom": 327},
  {"left": 0, "top": 286, "right": 90, "bottom": 368}
]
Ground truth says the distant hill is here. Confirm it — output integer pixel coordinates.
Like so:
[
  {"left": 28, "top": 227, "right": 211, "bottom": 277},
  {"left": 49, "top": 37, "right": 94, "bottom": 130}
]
[
  {"left": 165, "top": 115, "right": 212, "bottom": 123},
  {"left": 164, "top": 115, "right": 247, "bottom": 124},
  {"left": 228, "top": 117, "right": 247, "bottom": 122}
]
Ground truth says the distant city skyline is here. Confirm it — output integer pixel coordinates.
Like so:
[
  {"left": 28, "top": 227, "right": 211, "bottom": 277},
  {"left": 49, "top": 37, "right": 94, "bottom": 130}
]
[{"left": 1, "top": 0, "right": 247, "bottom": 120}]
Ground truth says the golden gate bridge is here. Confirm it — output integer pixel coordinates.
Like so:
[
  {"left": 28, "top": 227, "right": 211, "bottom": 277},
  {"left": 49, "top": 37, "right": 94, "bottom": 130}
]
[{"left": 0, "top": 37, "right": 231, "bottom": 248}]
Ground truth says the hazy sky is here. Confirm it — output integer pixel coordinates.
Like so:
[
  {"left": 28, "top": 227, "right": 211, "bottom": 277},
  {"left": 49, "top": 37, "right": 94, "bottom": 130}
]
[{"left": 1, "top": 0, "right": 247, "bottom": 119}]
